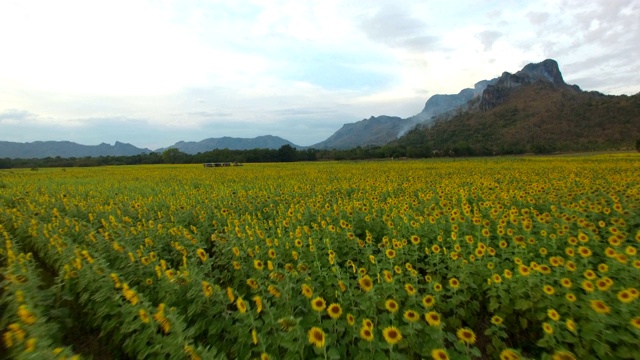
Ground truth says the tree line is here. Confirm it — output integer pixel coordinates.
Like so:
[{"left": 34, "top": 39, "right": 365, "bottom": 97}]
[
  {"left": 2, "top": 139, "right": 639, "bottom": 170},
  {"left": 0, "top": 144, "right": 431, "bottom": 169}
]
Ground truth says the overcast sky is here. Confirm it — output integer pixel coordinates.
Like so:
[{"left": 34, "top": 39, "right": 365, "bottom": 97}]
[{"left": 1, "top": 0, "right": 638, "bottom": 149}]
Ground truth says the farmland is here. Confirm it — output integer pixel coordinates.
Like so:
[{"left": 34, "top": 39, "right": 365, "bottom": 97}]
[{"left": 1, "top": 154, "right": 639, "bottom": 360}]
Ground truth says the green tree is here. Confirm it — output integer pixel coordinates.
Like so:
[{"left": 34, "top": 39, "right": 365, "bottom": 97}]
[
  {"left": 162, "top": 148, "right": 186, "bottom": 164},
  {"left": 636, "top": 139, "right": 640, "bottom": 152}
]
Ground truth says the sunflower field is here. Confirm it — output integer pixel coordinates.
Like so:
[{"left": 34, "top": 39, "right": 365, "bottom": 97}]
[{"left": 1, "top": 154, "right": 639, "bottom": 360}]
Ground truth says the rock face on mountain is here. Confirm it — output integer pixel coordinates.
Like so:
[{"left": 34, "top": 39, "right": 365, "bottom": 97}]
[
  {"left": 311, "top": 116, "right": 408, "bottom": 149},
  {"left": 0, "top": 141, "right": 150, "bottom": 159},
  {"left": 479, "top": 59, "right": 578, "bottom": 110},
  {"left": 411, "top": 80, "right": 495, "bottom": 124},
  {"left": 157, "top": 135, "right": 297, "bottom": 154}
]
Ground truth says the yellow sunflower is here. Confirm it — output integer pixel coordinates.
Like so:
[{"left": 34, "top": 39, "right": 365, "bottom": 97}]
[
  {"left": 311, "top": 297, "right": 326, "bottom": 312},
  {"left": 403, "top": 310, "right": 420, "bottom": 323},
  {"left": 382, "top": 326, "right": 402, "bottom": 345},
  {"left": 456, "top": 327, "right": 476, "bottom": 345},
  {"left": 359, "top": 326, "right": 374, "bottom": 342},
  {"left": 385, "top": 299, "right": 399, "bottom": 313},
  {"left": 327, "top": 303, "right": 343, "bottom": 319},
  {"left": 431, "top": 349, "right": 449, "bottom": 360},
  {"left": 358, "top": 275, "right": 373, "bottom": 292},
  {"left": 307, "top": 327, "right": 326, "bottom": 348},
  {"left": 425, "top": 311, "right": 441, "bottom": 326}
]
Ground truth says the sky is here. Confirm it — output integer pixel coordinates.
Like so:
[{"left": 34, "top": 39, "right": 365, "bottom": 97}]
[{"left": 0, "top": 0, "right": 639, "bottom": 149}]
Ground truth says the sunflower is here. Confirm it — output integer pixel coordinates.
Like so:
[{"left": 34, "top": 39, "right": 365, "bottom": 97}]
[
  {"left": 260, "top": 353, "right": 271, "bottom": 360},
  {"left": 362, "top": 318, "right": 374, "bottom": 329},
  {"left": 582, "top": 280, "right": 595, "bottom": 293},
  {"left": 235, "top": 297, "right": 248, "bottom": 313},
  {"left": 404, "top": 284, "right": 417, "bottom": 296},
  {"left": 383, "top": 270, "right": 393, "bottom": 283},
  {"left": 449, "top": 278, "right": 460, "bottom": 289},
  {"left": 518, "top": 265, "right": 530, "bottom": 276},
  {"left": 311, "top": 297, "right": 326, "bottom": 312},
  {"left": 359, "top": 326, "right": 374, "bottom": 341},
  {"left": 253, "top": 259, "right": 264, "bottom": 271},
  {"left": 491, "top": 315, "right": 503, "bottom": 326},
  {"left": 617, "top": 289, "right": 633, "bottom": 303},
  {"left": 543, "top": 285, "right": 555, "bottom": 295},
  {"left": 301, "top": 284, "right": 313, "bottom": 298},
  {"left": 268, "top": 285, "right": 281, "bottom": 298},
  {"left": 630, "top": 317, "right": 640, "bottom": 329},
  {"left": 196, "top": 248, "right": 207, "bottom": 262},
  {"left": 597, "top": 263, "right": 609, "bottom": 273},
  {"left": 431, "top": 349, "right": 449, "bottom": 360},
  {"left": 547, "top": 309, "right": 560, "bottom": 321},
  {"left": 338, "top": 280, "right": 347, "bottom": 292},
  {"left": 346, "top": 313, "right": 355, "bottom": 326},
  {"left": 246, "top": 278, "right": 259, "bottom": 290},
  {"left": 382, "top": 326, "right": 402, "bottom": 345},
  {"left": 307, "top": 327, "right": 326, "bottom": 348},
  {"left": 327, "top": 303, "right": 343, "bottom": 319},
  {"left": 456, "top": 327, "right": 476, "bottom": 345},
  {"left": 202, "top": 281, "right": 214, "bottom": 298},
  {"left": 565, "top": 319, "right": 576, "bottom": 332},
  {"left": 560, "top": 278, "right": 572, "bottom": 288},
  {"left": 385, "top": 299, "right": 399, "bottom": 313},
  {"left": 565, "top": 293, "right": 577, "bottom": 302},
  {"left": 226, "top": 287, "right": 235, "bottom": 303},
  {"left": 138, "top": 309, "right": 150, "bottom": 323},
  {"left": 504, "top": 269, "right": 513, "bottom": 279},
  {"left": 583, "top": 269, "right": 596, "bottom": 280},
  {"left": 590, "top": 300, "right": 611, "bottom": 314},
  {"left": 253, "top": 296, "right": 263, "bottom": 313},
  {"left": 551, "top": 350, "right": 576, "bottom": 360},
  {"left": 358, "top": 275, "right": 373, "bottom": 292},
  {"left": 400, "top": 309, "right": 419, "bottom": 323},
  {"left": 578, "top": 246, "right": 592, "bottom": 257},
  {"left": 500, "top": 349, "right": 521, "bottom": 360},
  {"left": 542, "top": 322, "right": 554, "bottom": 335},
  {"left": 385, "top": 249, "right": 396, "bottom": 259},
  {"left": 425, "top": 311, "right": 441, "bottom": 326},
  {"left": 492, "top": 274, "right": 502, "bottom": 284},
  {"left": 434, "top": 283, "right": 443, "bottom": 292}
]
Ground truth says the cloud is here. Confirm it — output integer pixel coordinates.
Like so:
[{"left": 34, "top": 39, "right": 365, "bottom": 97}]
[
  {"left": 358, "top": 4, "right": 439, "bottom": 52},
  {"left": 0, "top": 109, "right": 37, "bottom": 121},
  {"left": 477, "top": 30, "right": 503, "bottom": 51}
]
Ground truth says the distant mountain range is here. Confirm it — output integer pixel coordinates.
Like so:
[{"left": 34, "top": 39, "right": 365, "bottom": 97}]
[
  {"left": 0, "top": 141, "right": 151, "bottom": 159},
  {"left": 156, "top": 135, "right": 296, "bottom": 154},
  {"left": 1, "top": 59, "right": 639, "bottom": 159}
]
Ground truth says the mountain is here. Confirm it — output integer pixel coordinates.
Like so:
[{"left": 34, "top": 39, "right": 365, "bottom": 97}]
[
  {"left": 157, "top": 135, "right": 298, "bottom": 154},
  {"left": 312, "top": 71, "right": 497, "bottom": 150},
  {"left": 395, "top": 75, "right": 640, "bottom": 154},
  {"left": 311, "top": 59, "right": 604, "bottom": 149},
  {"left": 311, "top": 115, "right": 408, "bottom": 150},
  {"left": 0, "top": 141, "right": 151, "bottom": 159}
]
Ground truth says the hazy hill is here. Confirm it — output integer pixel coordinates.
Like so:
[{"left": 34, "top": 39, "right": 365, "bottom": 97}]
[
  {"left": 156, "top": 135, "right": 298, "bottom": 154},
  {"left": 0, "top": 141, "right": 150, "bottom": 159},
  {"left": 311, "top": 115, "right": 407, "bottom": 149}
]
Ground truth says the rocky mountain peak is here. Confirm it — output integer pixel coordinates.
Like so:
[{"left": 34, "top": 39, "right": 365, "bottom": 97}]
[{"left": 480, "top": 59, "right": 573, "bottom": 110}]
